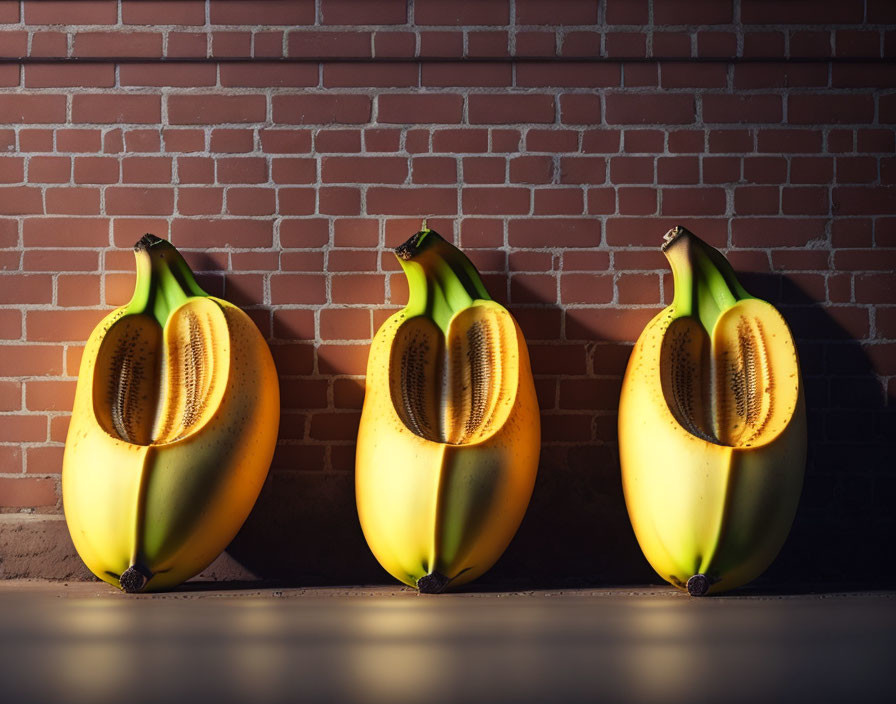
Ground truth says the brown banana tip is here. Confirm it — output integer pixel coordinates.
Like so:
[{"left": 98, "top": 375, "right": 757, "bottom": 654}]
[
  {"left": 661, "top": 226, "right": 684, "bottom": 251},
  {"left": 686, "top": 574, "right": 710, "bottom": 597},
  {"left": 416, "top": 571, "right": 450, "bottom": 594},
  {"left": 134, "top": 233, "right": 165, "bottom": 252},
  {"left": 119, "top": 565, "right": 152, "bottom": 593},
  {"left": 395, "top": 229, "right": 440, "bottom": 261}
]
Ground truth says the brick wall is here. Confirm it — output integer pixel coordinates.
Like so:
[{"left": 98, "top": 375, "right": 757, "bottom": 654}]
[{"left": 1, "top": 0, "right": 894, "bottom": 586}]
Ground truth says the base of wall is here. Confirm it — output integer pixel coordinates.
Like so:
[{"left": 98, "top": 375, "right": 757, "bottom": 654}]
[{"left": 0, "top": 514, "right": 256, "bottom": 583}]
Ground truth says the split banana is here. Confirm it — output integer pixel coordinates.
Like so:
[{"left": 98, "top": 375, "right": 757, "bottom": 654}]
[
  {"left": 62, "top": 235, "right": 279, "bottom": 592},
  {"left": 356, "top": 228, "right": 540, "bottom": 592},
  {"left": 619, "top": 226, "right": 806, "bottom": 595}
]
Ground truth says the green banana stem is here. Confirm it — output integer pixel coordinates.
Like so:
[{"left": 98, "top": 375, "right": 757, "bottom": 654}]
[
  {"left": 126, "top": 234, "right": 209, "bottom": 327},
  {"left": 662, "top": 226, "right": 752, "bottom": 334},
  {"left": 395, "top": 228, "right": 491, "bottom": 335}
]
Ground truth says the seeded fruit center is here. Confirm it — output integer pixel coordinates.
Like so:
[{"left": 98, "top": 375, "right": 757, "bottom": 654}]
[
  {"left": 660, "top": 302, "right": 798, "bottom": 448},
  {"left": 93, "top": 299, "right": 229, "bottom": 446},
  {"left": 389, "top": 305, "right": 516, "bottom": 446}
]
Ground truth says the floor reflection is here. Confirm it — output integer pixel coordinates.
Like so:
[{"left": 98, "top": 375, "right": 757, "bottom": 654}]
[{"left": 0, "top": 593, "right": 893, "bottom": 703}]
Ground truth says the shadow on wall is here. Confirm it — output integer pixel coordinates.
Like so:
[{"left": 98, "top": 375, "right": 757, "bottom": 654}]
[{"left": 224, "top": 265, "right": 895, "bottom": 590}]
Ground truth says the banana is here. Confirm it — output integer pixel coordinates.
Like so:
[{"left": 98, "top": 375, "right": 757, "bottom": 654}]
[
  {"left": 62, "top": 235, "right": 279, "bottom": 592},
  {"left": 356, "top": 228, "right": 540, "bottom": 592},
  {"left": 619, "top": 226, "right": 806, "bottom": 595}
]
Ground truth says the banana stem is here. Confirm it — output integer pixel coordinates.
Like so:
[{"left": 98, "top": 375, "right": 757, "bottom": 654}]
[
  {"left": 127, "top": 234, "right": 209, "bottom": 327},
  {"left": 663, "top": 226, "right": 751, "bottom": 334},
  {"left": 395, "top": 229, "right": 491, "bottom": 335}
]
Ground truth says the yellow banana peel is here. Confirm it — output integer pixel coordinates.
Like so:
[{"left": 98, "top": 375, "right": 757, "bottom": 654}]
[
  {"left": 619, "top": 226, "right": 806, "bottom": 595},
  {"left": 356, "top": 228, "right": 540, "bottom": 592},
  {"left": 62, "top": 235, "right": 279, "bottom": 592}
]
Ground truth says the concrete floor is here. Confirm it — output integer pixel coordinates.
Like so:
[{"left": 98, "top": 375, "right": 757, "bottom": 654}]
[{"left": 0, "top": 580, "right": 893, "bottom": 704}]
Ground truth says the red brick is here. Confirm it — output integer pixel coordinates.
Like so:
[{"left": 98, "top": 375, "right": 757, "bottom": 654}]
[
  {"left": 23, "top": 218, "right": 109, "bottom": 247},
  {"left": 210, "top": 1, "right": 314, "bottom": 24},
  {"left": 517, "top": 63, "right": 619, "bottom": 88},
  {"left": 59, "top": 274, "right": 100, "bottom": 306},
  {"left": 618, "top": 187, "right": 657, "bottom": 215},
  {"left": 374, "top": 32, "right": 416, "bottom": 58},
  {"left": 121, "top": 156, "right": 171, "bottom": 184},
  {"left": 419, "top": 31, "right": 464, "bottom": 57},
  {"left": 509, "top": 219, "right": 600, "bottom": 248},
  {"left": 178, "top": 187, "right": 223, "bottom": 216},
  {"left": 0, "top": 156, "right": 23, "bottom": 183},
  {"left": 743, "top": 156, "right": 786, "bottom": 184},
  {"left": 662, "top": 63, "right": 727, "bottom": 89},
  {"left": 606, "top": 32, "right": 647, "bottom": 58},
  {"left": 73, "top": 31, "right": 162, "bottom": 58},
  {"left": 0, "top": 186, "right": 42, "bottom": 214},
  {"left": 26, "top": 63, "right": 114, "bottom": 88},
  {"left": 431, "top": 129, "right": 486, "bottom": 153},
  {"left": 0, "top": 477, "right": 57, "bottom": 509},
  {"left": 25, "top": 1, "right": 117, "bottom": 24},
  {"left": 732, "top": 218, "right": 825, "bottom": 247},
  {"left": 757, "top": 129, "right": 822, "bottom": 153},
  {"left": 703, "top": 95, "right": 782, "bottom": 124},
  {"left": 741, "top": 0, "right": 862, "bottom": 23},
  {"left": 735, "top": 186, "right": 779, "bottom": 215},
  {"left": 315, "top": 129, "right": 362, "bottom": 153},
  {"left": 167, "top": 31, "right": 208, "bottom": 58},
  {"left": 45, "top": 187, "right": 101, "bottom": 215},
  {"left": 366, "top": 187, "right": 456, "bottom": 216},
  {"left": 378, "top": 94, "right": 463, "bottom": 124},
  {"left": 652, "top": 31, "right": 692, "bottom": 57},
  {"left": 653, "top": 0, "right": 732, "bottom": 23},
  {"left": 463, "top": 187, "right": 530, "bottom": 215},
  {"left": 560, "top": 157, "right": 607, "bottom": 184},
  {"left": 790, "top": 31, "right": 832, "bottom": 57},
  {"left": 270, "top": 157, "right": 317, "bottom": 184},
  {"left": 467, "top": 31, "right": 509, "bottom": 58},
  {"left": 72, "top": 95, "right": 161, "bottom": 124},
  {"left": 422, "top": 62, "right": 512, "bottom": 88},
  {"left": 331, "top": 274, "right": 385, "bottom": 304},
  {"left": 410, "top": 157, "right": 455, "bottom": 185},
  {"left": 120, "top": 63, "right": 217, "bottom": 87},
  {"left": 273, "top": 95, "right": 371, "bottom": 125},
  {"left": 559, "top": 94, "right": 601, "bottom": 125},
  {"left": 254, "top": 31, "right": 285, "bottom": 58},
  {"left": 468, "top": 94, "right": 555, "bottom": 124},
  {"left": 609, "top": 157, "right": 653, "bottom": 184},
  {"left": 463, "top": 157, "right": 506, "bottom": 184},
  {"left": 319, "top": 187, "right": 361, "bottom": 215},
  {"left": 177, "top": 156, "right": 214, "bottom": 184},
  {"left": 605, "top": 94, "right": 695, "bottom": 125},
  {"left": 856, "top": 274, "right": 896, "bottom": 303},
  {"left": 791, "top": 157, "right": 835, "bottom": 184},
  {"left": 73, "top": 156, "right": 120, "bottom": 183},
  {"left": 29, "top": 31, "right": 66, "bottom": 57},
  {"left": 514, "top": 31, "right": 557, "bottom": 56},
  {"left": 288, "top": 30, "right": 371, "bottom": 58},
  {"left": 363, "top": 129, "right": 401, "bottom": 152},
  {"left": 533, "top": 188, "right": 584, "bottom": 215},
  {"left": 269, "top": 274, "right": 326, "bottom": 305},
  {"left": 789, "top": 94, "right": 874, "bottom": 125},
  {"left": 321, "top": 156, "right": 406, "bottom": 185},
  {"left": 122, "top": 0, "right": 206, "bottom": 24},
  {"left": 261, "top": 129, "right": 312, "bottom": 153},
  {"left": 0, "top": 95, "right": 66, "bottom": 124},
  {"left": 217, "top": 157, "right": 267, "bottom": 184},
  {"left": 23, "top": 249, "right": 98, "bottom": 273},
  {"left": 28, "top": 156, "right": 71, "bottom": 183},
  {"left": 106, "top": 187, "right": 174, "bottom": 215},
  {"left": 661, "top": 188, "right": 726, "bottom": 216},
  {"left": 323, "top": 63, "right": 417, "bottom": 88},
  {"left": 657, "top": 157, "right": 699, "bottom": 184},
  {"left": 510, "top": 156, "right": 554, "bottom": 184},
  {"left": 169, "top": 95, "right": 266, "bottom": 125},
  {"left": 834, "top": 187, "right": 896, "bottom": 215},
  {"left": 526, "top": 129, "right": 578, "bottom": 153},
  {"left": 415, "top": 0, "right": 509, "bottom": 25}
]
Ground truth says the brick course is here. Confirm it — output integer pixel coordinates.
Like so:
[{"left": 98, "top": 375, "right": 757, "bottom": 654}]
[{"left": 0, "top": 0, "right": 893, "bottom": 586}]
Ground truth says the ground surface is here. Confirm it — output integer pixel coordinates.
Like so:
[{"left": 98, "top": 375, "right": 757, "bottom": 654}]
[{"left": 0, "top": 580, "right": 893, "bottom": 704}]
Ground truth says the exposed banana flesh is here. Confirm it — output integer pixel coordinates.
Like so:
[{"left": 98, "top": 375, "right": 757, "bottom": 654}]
[
  {"left": 62, "top": 235, "right": 279, "bottom": 592},
  {"left": 619, "top": 226, "right": 806, "bottom": 595},
  {"left": 356, "top": 228, "right": 540, "bottom": 592}
]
